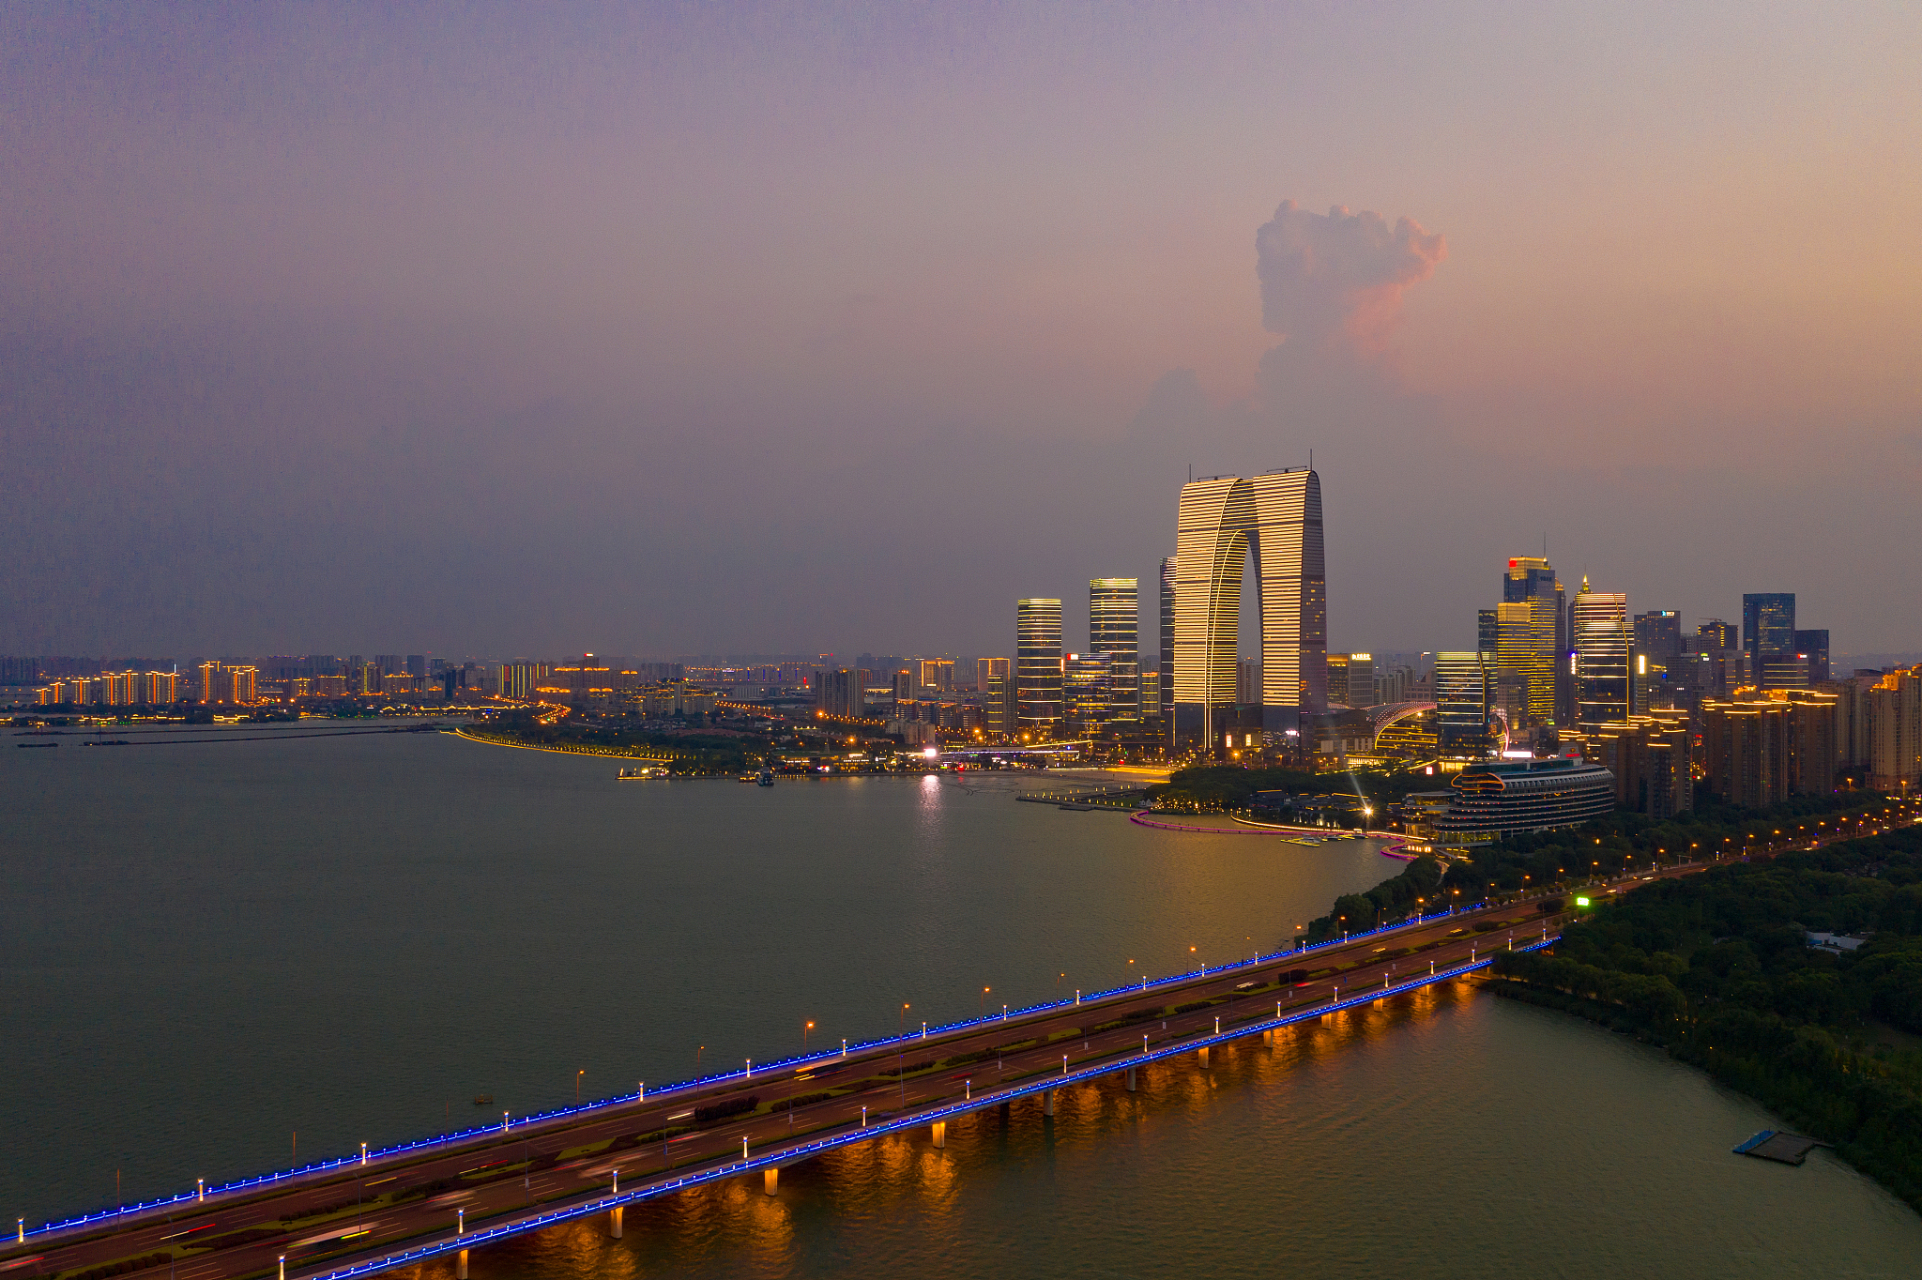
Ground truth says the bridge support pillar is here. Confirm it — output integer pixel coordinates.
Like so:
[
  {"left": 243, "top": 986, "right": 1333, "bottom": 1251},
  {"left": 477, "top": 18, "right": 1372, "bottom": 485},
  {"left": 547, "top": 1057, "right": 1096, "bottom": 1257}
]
[
  {"left": 932, "top": 1120, "right": 946, "bottom": 1148},
  {"left": 1262, "top": 1029, "right": 1274, "bottom": 1046},
  {"left": 763, "top": 1167, "right": 779, "bottom": 1195},
  {"left": 1042, "top": 1090, "right": 1055, "bottom": 1117},
  {"left": 608, "top": 1206, "right": 623, "bottom": 1238},
  {"left": 457, "top": 1249, "right": 469, "bottom": 1280},
  {"left": 1125, "top": 1067, "right": 1136, "bottom": 1092},
  {"left": 1198, "top": 1045, "right": 1210, "bottom": 1068}
]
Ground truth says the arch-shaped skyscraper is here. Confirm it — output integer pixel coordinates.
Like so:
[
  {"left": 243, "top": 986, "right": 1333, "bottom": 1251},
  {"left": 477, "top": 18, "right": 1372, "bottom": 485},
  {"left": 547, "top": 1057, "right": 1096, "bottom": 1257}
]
[{"left": 1172, "top": 469, "right": 1326, "bottom": 749}]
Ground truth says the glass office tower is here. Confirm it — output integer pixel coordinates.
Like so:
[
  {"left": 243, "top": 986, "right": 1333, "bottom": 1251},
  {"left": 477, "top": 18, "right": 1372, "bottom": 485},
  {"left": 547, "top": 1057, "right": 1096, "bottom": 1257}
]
[
  {"left": 1497, "top": 556, "right": 1564, "bottom": 727},
  {"left": 1089, "top": 578, "right": 1140, "bottom": 728},
  {"left": 1435, "top": 650, "right": 1495, "bottom": 757},
  {"left": 1159, "top": 557, "right": 1176, "bottom": 736},
  {"left": 1743, "top": 593, "right": 1796, "bottom": 662},
  {"left": 1015, "top": 598, "right": 1063, "bottom": 736},
  {"left": 1572, "top": 581, "right": 1630, "bottom": 730}
]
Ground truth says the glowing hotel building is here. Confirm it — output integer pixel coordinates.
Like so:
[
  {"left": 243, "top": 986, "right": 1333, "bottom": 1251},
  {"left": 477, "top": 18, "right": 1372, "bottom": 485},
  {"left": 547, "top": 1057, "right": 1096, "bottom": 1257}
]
[{"left": 1172, "top": 470, "right": 1326, "bottom": 747}]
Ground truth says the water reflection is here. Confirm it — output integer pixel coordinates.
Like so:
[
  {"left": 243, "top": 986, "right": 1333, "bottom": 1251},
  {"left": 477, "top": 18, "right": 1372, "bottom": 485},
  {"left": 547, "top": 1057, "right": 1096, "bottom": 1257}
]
[{"left": 397, "top": 982, "right": 1922, "bottom": 1280}]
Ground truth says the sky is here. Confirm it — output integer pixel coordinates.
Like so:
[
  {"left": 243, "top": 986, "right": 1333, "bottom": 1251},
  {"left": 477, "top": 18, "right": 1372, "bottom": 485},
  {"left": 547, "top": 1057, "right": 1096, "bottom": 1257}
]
[{"left": 3, "top": 1, "right": 1918, "bottom": 660}]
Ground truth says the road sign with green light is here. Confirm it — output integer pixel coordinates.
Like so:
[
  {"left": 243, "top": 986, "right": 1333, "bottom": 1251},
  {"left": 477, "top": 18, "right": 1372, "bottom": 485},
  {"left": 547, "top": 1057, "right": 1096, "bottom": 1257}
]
[{"left": 1575, "top": 896, "right": 1591, "bottom": 907}]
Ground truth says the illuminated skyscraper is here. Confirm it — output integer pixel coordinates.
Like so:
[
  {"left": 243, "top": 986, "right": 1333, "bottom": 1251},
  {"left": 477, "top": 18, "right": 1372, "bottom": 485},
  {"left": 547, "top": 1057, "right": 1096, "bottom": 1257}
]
[
  {"left": 1089, "top": 578, "right": 1139, "bottom": 727},
  {"left": 1016, "top": 598, "right": 1064, "bottom": 735},
  {"left": 1158, "top": 557, "right": 1176, "bottom": 732},
  {"left": 977, "top": 658, "right": 1013, "bottom": 738},
  {"left": 1634, "top": 609, "right": 1682, "bottom": 710},
  {"left": 1496, "top": 556, "right": 1564, "bottom": 727},
  {"left": 1172, "top": 470, "right": 1326, "bottom": 747},
  {"left": 1572, "top": 581, "right": 1630, "bottom": 730},
  {"left": 1434, "top": 651, "right": 1495, "bottom": 756},
  {"left": 1743, "top": 593, "right": 1796, "bottom": 663},
  {"left": 918, "top": 659, "right": 954, "bottom": 692},
  {"left": 1063, "top": 653, "right": 1112, "bottom": 737},
  {"left": 1325, "top": 653, "right": 1374, "bottom": 708}
]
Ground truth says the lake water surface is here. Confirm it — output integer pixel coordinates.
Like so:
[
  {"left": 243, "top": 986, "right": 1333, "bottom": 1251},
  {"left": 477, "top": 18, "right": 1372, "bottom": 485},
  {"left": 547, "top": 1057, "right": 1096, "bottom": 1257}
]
[{"left": 3, "top": 729, "right": 1917, "bottom": 1277}]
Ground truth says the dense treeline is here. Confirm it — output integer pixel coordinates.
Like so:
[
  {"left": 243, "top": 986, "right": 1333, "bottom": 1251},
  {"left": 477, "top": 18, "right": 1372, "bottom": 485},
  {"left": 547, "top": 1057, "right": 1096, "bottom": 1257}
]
[
  {"left": 1306, "top": 856, "right": 1445, "bottom": 942},
  {"left": 1489, "top": 824, "right": 1922, "bottom": 1212},
  {"left": 1148, "top": 764, "right": 1439, "bottom": 812},
  {"left": 1295, "top": 792, "right": 1893, "bottom": 943}
]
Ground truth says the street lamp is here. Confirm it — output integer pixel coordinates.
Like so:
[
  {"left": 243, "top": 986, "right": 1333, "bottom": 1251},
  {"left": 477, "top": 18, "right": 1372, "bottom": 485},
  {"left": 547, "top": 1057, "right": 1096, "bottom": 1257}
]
[{"left": 804, "top": 1020, "right": 815, "bottom": 1050}]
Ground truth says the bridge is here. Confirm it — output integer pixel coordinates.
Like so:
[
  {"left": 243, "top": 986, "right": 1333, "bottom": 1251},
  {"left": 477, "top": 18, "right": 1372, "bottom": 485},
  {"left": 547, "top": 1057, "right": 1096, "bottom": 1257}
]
[{"left": 4, "top": 894, "right": 1576, "bottom": 1280}]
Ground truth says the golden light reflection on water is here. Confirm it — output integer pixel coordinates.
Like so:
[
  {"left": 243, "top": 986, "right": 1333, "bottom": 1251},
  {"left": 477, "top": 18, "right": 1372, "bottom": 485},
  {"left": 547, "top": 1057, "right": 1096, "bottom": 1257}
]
[
  {"left": 393, "top": 978, "right": 1497, "bottom": 1280},
  {"left": 388, "top": 976, "right": 1922, "bottom": 1278}
]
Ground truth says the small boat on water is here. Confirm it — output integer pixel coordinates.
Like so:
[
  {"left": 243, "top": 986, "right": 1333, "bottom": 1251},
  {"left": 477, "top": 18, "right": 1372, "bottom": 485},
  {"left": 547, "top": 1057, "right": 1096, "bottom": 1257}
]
[
  {"left": 618, "top": 765, "right": 669, "bottom": 779},
  {"left": 756, "top": 768, "right": 774, "bottom": 786}
]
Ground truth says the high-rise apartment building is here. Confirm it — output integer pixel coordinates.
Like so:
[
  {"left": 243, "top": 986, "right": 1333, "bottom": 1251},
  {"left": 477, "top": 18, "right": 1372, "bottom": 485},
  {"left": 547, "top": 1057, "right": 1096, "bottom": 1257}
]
[
  {"left": 1172, "top": 470, "right": 1325, "bottom": 747},
  {"left": 1572, "top": 582, "right": 1630, "bottom": 730},
  {"left": 1699, "top": 693, "right": 1836, "bottom": 807},
  {"left": 918, "top": 659, "right": 954, "bottom": 692},
  {"left": 1496, "top": 557, "right": 1564, "bottom": 727},
  {"left": 1582, "top": 711, "right": 1693, "bottom": 820},
  {"left": 814, "top": 667, "right": 866, "bottom": 718},
  {"left": 500, "top": 662, "right": 550, "bottom": 700},
  {"left": 1701, "top": 700, "right": 1793, "bottom": 808},
  {"left": 1016, "top": 598, "right": 1064, "bottom": 735},
  {"left": 1089, "top": 578, "right": 1140, "bottom": 728},
  {"left": 1867, "top": 668, "right": 1921, "bottom": 792}
]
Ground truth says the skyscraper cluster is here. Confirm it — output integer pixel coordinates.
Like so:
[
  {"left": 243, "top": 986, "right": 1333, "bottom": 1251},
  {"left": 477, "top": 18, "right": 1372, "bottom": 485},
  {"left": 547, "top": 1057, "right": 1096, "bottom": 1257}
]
[{"left": 1012, "top": 581, "right": 1145, "bottom": 741}]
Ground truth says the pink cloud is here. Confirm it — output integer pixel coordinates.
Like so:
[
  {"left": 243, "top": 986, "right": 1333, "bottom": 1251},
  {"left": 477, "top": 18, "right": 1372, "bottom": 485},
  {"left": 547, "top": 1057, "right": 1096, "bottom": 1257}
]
[{"left": 1256, "top": 201, "right": 1447, "bottom": 352}]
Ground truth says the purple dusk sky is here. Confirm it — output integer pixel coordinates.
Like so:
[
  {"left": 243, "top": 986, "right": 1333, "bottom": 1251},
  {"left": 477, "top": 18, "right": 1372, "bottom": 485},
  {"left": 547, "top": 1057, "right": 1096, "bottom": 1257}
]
[{"left": 3, "top": 2, "right": 1917, "bottom": 658}]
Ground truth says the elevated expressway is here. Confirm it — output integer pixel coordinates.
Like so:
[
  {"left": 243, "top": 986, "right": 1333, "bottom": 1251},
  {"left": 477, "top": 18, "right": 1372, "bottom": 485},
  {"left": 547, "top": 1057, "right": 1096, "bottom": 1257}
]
[{"left": 5, "top": 897, "right": 1573, "bottom": 1280}]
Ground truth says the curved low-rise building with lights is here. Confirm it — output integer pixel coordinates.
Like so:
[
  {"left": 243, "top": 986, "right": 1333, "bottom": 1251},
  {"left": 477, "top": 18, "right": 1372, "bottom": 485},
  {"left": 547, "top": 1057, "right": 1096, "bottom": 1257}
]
[{"left": 1426, "top": 755, "right": 1617, "bottom": 843}]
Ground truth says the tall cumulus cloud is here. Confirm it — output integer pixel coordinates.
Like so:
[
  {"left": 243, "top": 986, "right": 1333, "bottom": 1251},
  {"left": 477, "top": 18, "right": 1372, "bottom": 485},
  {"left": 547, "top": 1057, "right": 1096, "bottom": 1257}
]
[{"left": 1256, "top": 201, "right": 1446, "bottom": 353}]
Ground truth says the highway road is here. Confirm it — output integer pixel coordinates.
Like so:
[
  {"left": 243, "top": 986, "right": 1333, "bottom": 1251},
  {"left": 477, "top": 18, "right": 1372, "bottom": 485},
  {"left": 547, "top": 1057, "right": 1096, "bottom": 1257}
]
[{"left": 9, "top": 795, "right": 1916, "bottom": 1280}]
